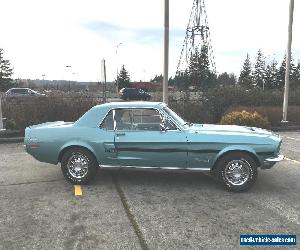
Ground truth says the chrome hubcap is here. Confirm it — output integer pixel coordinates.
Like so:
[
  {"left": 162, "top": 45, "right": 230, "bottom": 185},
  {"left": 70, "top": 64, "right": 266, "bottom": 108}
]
[
  {"left": 224, "top": 159, "right": 251, "bottom": 186},
  {"left": 67, "top": 153, "right": 89, "bottom": 179}
]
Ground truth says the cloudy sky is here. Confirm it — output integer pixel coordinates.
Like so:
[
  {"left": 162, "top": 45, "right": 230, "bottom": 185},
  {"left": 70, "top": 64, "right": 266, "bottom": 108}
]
[{"left": 0, "top": 0, "right": 299, "bottom": 82}]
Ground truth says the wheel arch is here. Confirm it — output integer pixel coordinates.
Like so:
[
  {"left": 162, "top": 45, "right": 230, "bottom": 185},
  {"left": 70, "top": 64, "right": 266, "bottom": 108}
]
[
  {"left": 58, "top": 143, "right": 98, "bottom": 164},
  {"left": 211, "top": 147, "right": 261, "bottom": 170}
]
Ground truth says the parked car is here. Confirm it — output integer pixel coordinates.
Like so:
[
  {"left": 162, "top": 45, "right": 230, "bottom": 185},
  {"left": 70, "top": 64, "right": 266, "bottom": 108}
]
[
  {"left": 5, "top": 88, "right": 45, "bottom": 98},
  {"left": 24, "top": 102, "right": 283, "bottom": 192},
  {"left": 119, "top": 88, "right": 151, "bottom": 101}
]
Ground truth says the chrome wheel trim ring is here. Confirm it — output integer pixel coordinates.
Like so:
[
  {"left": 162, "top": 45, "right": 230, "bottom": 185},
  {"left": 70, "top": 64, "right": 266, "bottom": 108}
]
[
  {"left": 67, "top": 152, "right": 89, "bottom": 179},
  {"left": 223, "top": 159, "right": 251, "bottom": 186}
]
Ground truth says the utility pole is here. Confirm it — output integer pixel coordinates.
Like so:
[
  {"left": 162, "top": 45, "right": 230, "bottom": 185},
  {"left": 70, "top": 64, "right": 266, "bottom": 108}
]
[
  {"left": 282, "top": 0, "right": 294, "bottom": 122},
  {"left": 163, "top": 0, "right": 169, "bottom": 104},
  {"left": 116, "top": 43, "right": 122, "bottom": 93},
  {"left": 101, "top": 59, "right": 107, "bottom": 103},
  {"left": 0, "top": 95, "right": 3, "bottom": 130}
]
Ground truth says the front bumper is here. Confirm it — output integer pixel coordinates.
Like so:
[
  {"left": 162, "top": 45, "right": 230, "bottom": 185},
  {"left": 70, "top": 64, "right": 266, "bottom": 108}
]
[
  {"left": 262, "top": 154, "right": 284, "bottom": 169},
  {"left": 265, "top": 154, "right": 284, "bottom": 162}
]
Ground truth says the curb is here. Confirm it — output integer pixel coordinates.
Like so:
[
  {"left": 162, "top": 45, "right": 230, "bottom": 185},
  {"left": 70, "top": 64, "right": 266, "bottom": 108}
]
[
  {"left": 0, "top": 137, "right": 24, "bottom": 143},
  {"left": 271, "top": 127, "right": 300, "bottom": 132}
]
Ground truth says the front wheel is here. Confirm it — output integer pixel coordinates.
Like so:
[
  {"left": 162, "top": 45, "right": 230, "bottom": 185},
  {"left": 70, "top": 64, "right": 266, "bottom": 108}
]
[
  {"left": 214, "top": 152, "right": 258, "bottom": 192},
  {"left": 61, "top": 147, "right": 98, "bottom": 184}
]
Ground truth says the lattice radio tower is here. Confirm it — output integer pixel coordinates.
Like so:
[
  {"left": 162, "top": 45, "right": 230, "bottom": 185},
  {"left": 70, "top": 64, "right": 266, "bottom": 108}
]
[{"left": 176, "top": 0, "right": 216, "bottom": 75}]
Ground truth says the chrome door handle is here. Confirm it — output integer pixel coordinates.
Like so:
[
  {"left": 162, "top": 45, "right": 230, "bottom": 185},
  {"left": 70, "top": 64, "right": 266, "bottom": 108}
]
[{"left": 116, "top": 132, "right": 126, "bottom": 136}]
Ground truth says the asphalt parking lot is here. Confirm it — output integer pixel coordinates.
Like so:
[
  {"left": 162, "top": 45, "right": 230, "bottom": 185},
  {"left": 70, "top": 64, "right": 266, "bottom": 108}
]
[{"left": 0, "top": 132, "right": 299, "bottom": 250}]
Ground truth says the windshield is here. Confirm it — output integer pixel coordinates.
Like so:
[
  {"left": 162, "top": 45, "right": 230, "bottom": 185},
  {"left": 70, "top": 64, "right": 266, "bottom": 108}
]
[{"left": 162, "top": 106, "right": 186, "bottom": 127}]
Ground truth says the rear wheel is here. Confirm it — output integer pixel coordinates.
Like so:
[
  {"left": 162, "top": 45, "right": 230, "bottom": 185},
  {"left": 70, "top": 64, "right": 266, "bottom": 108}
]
[
  {"left": 61, "top": 147, "right": 98, "bottom": 184},
  {"left": 213, "top": 152, "right": 258, "bottom": 192}
]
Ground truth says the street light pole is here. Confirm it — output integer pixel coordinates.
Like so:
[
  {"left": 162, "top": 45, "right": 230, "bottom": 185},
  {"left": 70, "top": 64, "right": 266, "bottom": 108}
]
[
  {"left": 282, "top": 0, "right": 294, "bottom": 122},
  {"left": 163, "top": 0, "right": 169, "bottom": 104},
  {"left": 66, "top": 65, "right": 72, "bottom": 92},
  {"left": 116, "top": 43, "right": 122, "bottom": 93}
]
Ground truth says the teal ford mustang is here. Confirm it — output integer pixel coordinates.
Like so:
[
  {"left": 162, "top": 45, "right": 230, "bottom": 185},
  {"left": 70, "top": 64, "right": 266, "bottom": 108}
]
[{"left": 24, "top": 102, "right": 283, "bottom": 192}]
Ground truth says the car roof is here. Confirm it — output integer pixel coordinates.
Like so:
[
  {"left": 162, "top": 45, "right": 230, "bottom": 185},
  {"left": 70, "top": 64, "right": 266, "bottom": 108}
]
[
  {"left": 93, "top": 101, "right": 165, "bottom": 110},
  {"left": 74, "top": 101, "right": 166, "bottom": 127}
]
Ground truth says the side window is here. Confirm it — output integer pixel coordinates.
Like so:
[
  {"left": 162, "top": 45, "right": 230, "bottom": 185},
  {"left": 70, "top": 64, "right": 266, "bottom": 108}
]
[
  {"left": 115, "top": 109, "right": 133, "bottom": 130},
  {"left": 17, "top": 89, "right": 28, "bottom": 94},
  {"left": 100, "top": 110, "right": 114, "bottom": 130},
  {"left": 114, "top": 109, "right": 163, "bottom": 131},
  {"left": 132, "top": 109, "right": 162, "bottom": 131}
]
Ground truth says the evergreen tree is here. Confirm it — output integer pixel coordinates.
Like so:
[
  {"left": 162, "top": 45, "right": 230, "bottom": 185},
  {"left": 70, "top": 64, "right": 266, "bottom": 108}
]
[
  {"left": 116, "top": 65, "right": 130, "bottom": 90},
  {"left": 0, "top": 48, "right": 14, "bottom": 91},
  {"left": 188, "top": 48, "right": 201, "bottom": 86},
  {"left": 217, "top": 72, "right": 236, "bottom": 86},
  {"left": 253, "top": 50, "right": 266, "bottom": 89},
  {"left": 290, "top": 58, "right": 298, "bottom": 88},
  {"left": 172, "top": 70, "right": 191, "bottom": 90},
  {"left": 292, "top": 61, "right": 300, "bottom": 88},
  {"left": 277, "top": 56, "right": 286, "bottom": 88},
  {"left": 277, "top": 55, "right": 297, "bottom": 89},
  {"left": 264, "top": 59, "right": 278, "bottom": 89},
  {"left": 150, "top": 74, "right": 163, "bottom": 83},
  {"left": 188, "top": 45, "right": 215, "bottom": 89},
  {"left": 199, "top": 45, "right": 211, "bottom": 85},
  {"left": 239, "top": 54, "right": 253, "bottom": 88}
]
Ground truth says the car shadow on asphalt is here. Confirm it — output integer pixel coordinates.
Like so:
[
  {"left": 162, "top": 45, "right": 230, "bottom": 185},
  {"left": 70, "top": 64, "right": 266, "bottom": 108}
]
[{"left": 89, "top": 168, "right": 224, "bottom": 191}]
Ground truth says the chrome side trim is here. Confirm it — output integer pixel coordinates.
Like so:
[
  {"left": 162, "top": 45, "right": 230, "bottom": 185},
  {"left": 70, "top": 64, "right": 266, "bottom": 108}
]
[
  {"left": 99, "top": 165, "right": 211, "bottom": 171},
  {"left": 265, "top": 154, "right": 284, "bottom": 162},
  {"left": 186, "top": 168, "right": 211, "bottom": 171}
]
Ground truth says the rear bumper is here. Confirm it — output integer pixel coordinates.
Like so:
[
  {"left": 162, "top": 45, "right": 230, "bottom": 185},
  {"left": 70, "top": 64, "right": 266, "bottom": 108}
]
[{"left": 261, "top": 154, "right": 284, "bottom": 169}]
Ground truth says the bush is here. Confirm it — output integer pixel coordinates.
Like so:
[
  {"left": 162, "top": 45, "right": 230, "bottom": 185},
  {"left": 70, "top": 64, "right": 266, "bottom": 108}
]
[
  {"left": 169, "top": 86, "right": 300, "bottom": 124},
  {"left": 225, "top": 106, "right": 300, "bottom": 126},
  {"left": 220, "top": 110, "right": 270, "bottom": 129},
  {"left": 169, "top": 100, "right": 214, "bottom": 124},
  {"left": 2, "top": 92, "right": 100, "bottom": 134},
  {"left": 5, "top": 119, "right": 17, "bottom": 130}
]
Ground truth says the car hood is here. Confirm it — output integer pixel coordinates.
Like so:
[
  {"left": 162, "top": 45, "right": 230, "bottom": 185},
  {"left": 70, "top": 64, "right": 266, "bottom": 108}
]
[{"left": 188, "top": 123, "right": 274, "bottom": 136}]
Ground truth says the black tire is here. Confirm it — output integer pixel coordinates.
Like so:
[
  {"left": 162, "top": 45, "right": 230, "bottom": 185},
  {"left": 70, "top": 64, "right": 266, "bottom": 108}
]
[
  {"left": 213, "top": 152, "right": 258, "bottom": 192},
  {"left": 61, "top": 147, "right": 98, "bottom": 184}
]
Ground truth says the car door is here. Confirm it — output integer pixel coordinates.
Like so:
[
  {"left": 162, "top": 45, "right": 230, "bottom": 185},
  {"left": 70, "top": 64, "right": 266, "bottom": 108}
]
[{"left": 114, "top": 108, "right": 187, "bottom": 168}]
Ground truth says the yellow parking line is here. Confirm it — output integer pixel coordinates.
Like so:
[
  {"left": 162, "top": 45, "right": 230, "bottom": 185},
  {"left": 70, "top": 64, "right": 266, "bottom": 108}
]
[
  {"left": 285, "top": 157, "right": 300, "bottom": 164},
  {"left": 284, "top": 136, "right": 300, "bottom": 141},
  {"left": 74, "top": 185, "right": 82, "bottom": 196}
]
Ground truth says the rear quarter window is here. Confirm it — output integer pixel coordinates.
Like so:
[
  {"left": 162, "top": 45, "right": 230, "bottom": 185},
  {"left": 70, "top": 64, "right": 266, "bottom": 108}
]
[{"left": 100, "top": 110, "right": 114, "bottom": 130}]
